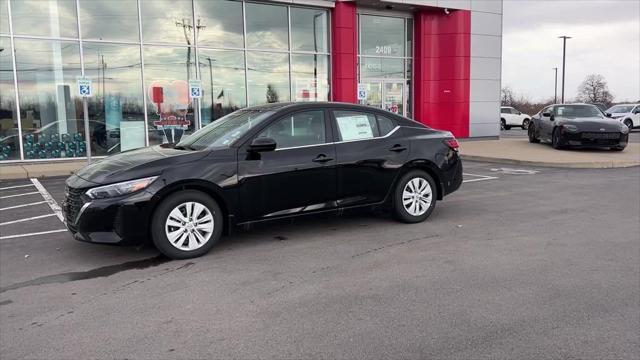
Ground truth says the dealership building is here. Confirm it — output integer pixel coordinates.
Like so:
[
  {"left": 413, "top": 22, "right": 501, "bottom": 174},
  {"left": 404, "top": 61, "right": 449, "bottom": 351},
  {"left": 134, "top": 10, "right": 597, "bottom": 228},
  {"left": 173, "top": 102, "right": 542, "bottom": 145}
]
[{"left": 0, "top": 0, "right": 503, "bottom": 162}]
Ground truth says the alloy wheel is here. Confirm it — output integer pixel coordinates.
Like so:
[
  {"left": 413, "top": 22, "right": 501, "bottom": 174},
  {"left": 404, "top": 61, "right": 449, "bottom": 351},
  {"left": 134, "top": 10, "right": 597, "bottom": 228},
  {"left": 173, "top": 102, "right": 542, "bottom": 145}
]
[
  {"left": 165, "top": 201, "right": 214, "bottom": 251},
  {"left": 402, "top": 177, "right": 432, "bottom": 217},
  {"left": 624, "top": 119, "right": 633, "bottom": 131}
]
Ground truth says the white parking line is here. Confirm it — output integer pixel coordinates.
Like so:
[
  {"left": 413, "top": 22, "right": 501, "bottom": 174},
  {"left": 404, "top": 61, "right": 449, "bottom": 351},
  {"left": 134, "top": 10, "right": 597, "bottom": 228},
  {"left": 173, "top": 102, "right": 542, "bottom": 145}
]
[
  {"left": 462, "top": 173, "right": 499, "bottom": 183},
  {"left": 0, "top": 201, "right": 47, "bottom": 211},
  {"left": 0, "top": 229, "right": 68, "bottom": 240},
  {"left": 0, "top": 184, "right": 35, "bottom": 191},
  {"left": 30, "top": 178, "right": 65, "bottom": 223},
  {"left": 0, "top": 191, "right": 40, "bottom": 199},
  {"left": 0, "top": 214, "right": 57, "bottom": 226}
]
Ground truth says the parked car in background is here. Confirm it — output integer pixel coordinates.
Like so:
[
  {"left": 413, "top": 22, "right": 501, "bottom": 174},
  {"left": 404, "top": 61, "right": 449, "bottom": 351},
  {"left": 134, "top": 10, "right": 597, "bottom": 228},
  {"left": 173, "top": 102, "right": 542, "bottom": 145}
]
[
  {"left": 500, "top": 106, "right": 531, "bottom": 130},
  {"left": 605, "top": 103, "right": 639, "bottom": 131},
  {"left": 64, "top": 102, "right": 463, "bottom": 259},
  {"left": 528, "top": 103, "right": 629, "bottom": 151}
]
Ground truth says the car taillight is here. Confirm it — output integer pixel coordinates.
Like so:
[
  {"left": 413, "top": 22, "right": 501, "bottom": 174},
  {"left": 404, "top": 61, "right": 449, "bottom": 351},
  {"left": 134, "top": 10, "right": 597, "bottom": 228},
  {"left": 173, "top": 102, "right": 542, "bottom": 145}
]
[{"left": 444, "top": 138, "right": 459, "bottom": 151}]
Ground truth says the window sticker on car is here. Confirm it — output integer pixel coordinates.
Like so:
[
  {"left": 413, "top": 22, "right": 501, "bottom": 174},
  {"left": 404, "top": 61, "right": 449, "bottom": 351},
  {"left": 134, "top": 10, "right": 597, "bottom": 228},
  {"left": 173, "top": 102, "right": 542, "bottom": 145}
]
[
  {"left": 336, "top": 115, "right": 374, "bottom": 140},
  {"left": 557, "top": 108, "right": 564, "bottom": 115}
]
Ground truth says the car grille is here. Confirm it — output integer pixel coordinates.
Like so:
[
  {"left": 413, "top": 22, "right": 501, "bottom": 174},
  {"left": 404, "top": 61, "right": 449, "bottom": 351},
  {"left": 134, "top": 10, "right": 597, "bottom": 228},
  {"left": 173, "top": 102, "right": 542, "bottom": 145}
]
[
  {"left": 581, "top": 132, "right": 620, "bottom": 139},
  {"left": 64, "top": 186, "right": 85, "bottom": 229}
]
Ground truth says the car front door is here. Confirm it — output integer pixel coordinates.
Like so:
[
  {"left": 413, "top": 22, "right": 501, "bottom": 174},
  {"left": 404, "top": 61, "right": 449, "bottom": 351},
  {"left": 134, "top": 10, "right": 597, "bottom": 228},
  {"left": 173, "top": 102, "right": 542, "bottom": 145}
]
[
  {"left": 237, "top": 109, "right": 338, "bottom": 221},
  {"left": 330, "top": 109, "right": 409, "bottom": 207},
  {"left": 539, "top": 105, "right": 555, "bottom": 139}
]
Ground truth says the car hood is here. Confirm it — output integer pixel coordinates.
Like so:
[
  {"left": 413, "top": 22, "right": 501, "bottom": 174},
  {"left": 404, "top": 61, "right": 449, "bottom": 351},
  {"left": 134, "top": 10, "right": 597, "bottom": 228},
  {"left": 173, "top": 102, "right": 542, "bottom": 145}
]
[
  {"left": 70, "top": 145, "right": 209, "bottom": 186},
  {"left": 556, "top": 117, "right": 624, "bottom": 131},
  {"left": 609, "top": 112, "right": 629, "bottom": 118}
]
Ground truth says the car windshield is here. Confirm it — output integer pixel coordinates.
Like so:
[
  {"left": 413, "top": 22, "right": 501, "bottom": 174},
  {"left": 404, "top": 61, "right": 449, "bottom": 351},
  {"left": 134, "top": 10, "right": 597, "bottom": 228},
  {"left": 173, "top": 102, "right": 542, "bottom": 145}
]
[
  {"left": 554, "top": 105, "right": 603, "bottom": 118},
  {"left": 606, "top": 105, "right": 634, "bottom": 113},
  {"left": 175, "top": 109, "right": 272, "bottom": 150}
]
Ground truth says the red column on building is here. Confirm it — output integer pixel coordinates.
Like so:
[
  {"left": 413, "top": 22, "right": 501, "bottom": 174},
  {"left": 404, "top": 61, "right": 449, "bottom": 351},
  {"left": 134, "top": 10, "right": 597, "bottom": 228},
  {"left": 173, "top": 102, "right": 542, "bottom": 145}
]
[
  {"left": 413, "top": 9, "right": 471, "bottom": 138},
  {"left": 331, "top": 1, "right": 358, "bottom": 103}
]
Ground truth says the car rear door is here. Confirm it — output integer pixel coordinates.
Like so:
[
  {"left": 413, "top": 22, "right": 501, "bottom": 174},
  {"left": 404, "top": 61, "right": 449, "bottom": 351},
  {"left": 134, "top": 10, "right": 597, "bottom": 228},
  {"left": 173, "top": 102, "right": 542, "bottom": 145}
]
[
  {"left": 330, "top": 109, "right": 409, "bottom": 207},
  {"left": 237, "top": 109, "right": 338, "bottom": 221},
  {"left": 539, "top": 105, "right": 555, "bottom": 139}
]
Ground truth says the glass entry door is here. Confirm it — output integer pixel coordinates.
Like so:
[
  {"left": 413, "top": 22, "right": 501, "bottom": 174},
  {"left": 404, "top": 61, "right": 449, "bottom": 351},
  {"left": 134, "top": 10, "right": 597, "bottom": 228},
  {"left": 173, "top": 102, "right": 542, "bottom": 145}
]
[{"left": 362, "top": 80, "right": 406, "bottom": 116}]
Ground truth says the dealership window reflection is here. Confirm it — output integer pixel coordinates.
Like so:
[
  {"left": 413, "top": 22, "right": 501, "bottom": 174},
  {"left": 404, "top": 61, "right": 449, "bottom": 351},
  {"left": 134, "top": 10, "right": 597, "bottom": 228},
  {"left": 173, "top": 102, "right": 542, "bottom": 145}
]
[
  {"left": 83, "top": 43, "right": 145, "bottom": 155},
  {"left": 80, "top": 0, "right": 139, "bottom": 42},
  {"left": 291, "top": 54, "right": 329, "bottom": 102},
  {"left": 143, "top": 46, "right": 196, "bottom": 146},
  {"left": 247, "top": 52, "right": 290, "bottom": 106},
  {"left": 198, "top": 49, "right": 246, "bottom": 126},
  {"left": 0, "top": 36, "right": 19, "bottom": 160},
  {"left": 11, "top": 0, "right": 78, "bottom": 38},
  {"left": 195, "top": 0, "right": 244, "bottom": 49},
  {"left": 14, "top": 39, "right": 86, "bottom": 159}
]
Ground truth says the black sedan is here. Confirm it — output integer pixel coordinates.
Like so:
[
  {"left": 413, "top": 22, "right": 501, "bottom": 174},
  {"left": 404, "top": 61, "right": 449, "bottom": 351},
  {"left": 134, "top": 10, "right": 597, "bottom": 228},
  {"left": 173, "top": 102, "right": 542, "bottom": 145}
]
[
  {"left": 528, "top": 103, "right": 629, "bottom": 150},
  {"left": 64, "top": 102, "right": 463, "bottom": 259}
]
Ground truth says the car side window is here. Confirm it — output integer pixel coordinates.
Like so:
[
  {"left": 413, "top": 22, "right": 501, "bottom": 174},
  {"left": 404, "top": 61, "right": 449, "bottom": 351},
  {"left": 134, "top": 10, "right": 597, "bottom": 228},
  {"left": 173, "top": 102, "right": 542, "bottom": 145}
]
[
  {"left": 501, "top": 108, "right": 508, "bottom": 114},
  {"left": 256, "top": 110, "right": 326, "bottom": 149},
  {"left": 376, "top": 115, "right": 396, "bottom": 136},
  {"left": 333, "top": 110, "right": 379, "bottom": 141}
]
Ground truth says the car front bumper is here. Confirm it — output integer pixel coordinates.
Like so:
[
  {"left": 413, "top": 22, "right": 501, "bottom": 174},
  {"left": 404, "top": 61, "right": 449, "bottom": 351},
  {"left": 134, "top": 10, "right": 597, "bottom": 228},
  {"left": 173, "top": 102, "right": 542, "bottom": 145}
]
[
  {"left": 558, "top": 130, "right": 628, "bottom": 148},
  {"left": 64, "top": 187, "right": 158, "bottom": 245}
]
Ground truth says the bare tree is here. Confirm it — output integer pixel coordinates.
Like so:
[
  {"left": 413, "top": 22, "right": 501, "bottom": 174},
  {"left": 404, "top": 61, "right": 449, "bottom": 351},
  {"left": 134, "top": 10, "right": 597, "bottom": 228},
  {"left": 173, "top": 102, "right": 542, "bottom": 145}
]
[
  {"left": 577, "top": 74, "right": 613, "bottom": 106},
  {"left": 501, "top": 86, "right": 516, "bottom": 106}
]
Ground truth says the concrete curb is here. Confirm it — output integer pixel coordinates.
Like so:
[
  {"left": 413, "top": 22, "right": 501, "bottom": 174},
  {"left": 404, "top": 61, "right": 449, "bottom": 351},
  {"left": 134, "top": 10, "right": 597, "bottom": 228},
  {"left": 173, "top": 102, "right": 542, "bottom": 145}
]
[
  {"left": 460, "top": 155, "right": 640, "bottom": 169},
  {"left": 0, "top": 162, "right": 84, "bottom": 180}
]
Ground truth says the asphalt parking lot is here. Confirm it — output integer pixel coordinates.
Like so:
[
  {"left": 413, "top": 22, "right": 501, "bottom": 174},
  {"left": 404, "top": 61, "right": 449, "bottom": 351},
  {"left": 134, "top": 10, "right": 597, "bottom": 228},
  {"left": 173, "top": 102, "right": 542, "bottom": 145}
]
[{"left": 1, "top": 161, "right": 639, "bottom": 359}]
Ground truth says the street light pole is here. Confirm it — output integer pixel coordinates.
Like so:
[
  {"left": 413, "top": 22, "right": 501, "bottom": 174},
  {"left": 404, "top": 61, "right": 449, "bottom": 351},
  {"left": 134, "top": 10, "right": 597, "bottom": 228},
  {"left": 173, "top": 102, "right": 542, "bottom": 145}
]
[
  {"left": 553, "top": 67, "right": 558, "bottom": 103},
  {"left": 558, "top": 35, "right": 571, "bottom": 103}
]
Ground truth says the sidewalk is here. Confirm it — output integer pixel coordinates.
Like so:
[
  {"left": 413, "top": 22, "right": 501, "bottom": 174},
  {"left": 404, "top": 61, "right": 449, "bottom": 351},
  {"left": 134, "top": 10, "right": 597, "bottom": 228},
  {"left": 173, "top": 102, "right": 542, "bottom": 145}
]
[
  {"left": 0, "top": 160, "right": 86, "bottom": 180},
  {"left": 460, "top": 138, "right": 640, "bottom": 168}
]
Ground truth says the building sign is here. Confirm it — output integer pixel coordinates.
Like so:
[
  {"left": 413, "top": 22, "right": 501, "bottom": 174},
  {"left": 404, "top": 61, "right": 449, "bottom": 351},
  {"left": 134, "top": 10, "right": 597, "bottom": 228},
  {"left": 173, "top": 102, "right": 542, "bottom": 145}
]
[
  {"left": 357, "top": 84, "right": 367, "bottom": 100},
  {"left": 76, "top": 76, "right": 92, "bottom": 97},
  {"left": 148, "top": 80, "right": 192, "bottom": 144}
]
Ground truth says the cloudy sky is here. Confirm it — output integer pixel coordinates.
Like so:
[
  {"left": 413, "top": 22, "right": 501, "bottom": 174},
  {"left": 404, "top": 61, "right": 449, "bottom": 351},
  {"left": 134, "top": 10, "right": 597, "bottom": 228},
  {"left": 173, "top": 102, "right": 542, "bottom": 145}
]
[{"left": 502, "top": 0, "right": 640, "bottom": 103}]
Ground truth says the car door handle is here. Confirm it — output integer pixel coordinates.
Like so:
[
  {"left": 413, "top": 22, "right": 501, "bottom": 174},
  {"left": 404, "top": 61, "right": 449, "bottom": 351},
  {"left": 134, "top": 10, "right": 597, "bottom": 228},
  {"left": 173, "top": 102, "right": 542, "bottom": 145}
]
[
  {"left": 312, "top": 154, "right": 334, "bottom": 163},
  {"left": 389, "top": 144, "right": 407, "bottom": 152}
]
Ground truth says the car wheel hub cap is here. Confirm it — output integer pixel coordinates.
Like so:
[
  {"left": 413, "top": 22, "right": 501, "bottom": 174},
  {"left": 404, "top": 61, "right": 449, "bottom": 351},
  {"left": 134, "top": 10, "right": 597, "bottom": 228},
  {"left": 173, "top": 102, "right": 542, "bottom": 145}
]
[
  {"left": 165, "top": 201, "right": 214, "bottom": 251},
  {"left": 402, "top": 177, "right": 432, "bottom": 216}
]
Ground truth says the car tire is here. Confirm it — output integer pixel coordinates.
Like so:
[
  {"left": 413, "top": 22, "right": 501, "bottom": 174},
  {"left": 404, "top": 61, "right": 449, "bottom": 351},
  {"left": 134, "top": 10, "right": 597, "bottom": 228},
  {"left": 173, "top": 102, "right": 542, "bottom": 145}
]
[
  {"left": 623, "top": 119, "right": 633, "bottom": 131},
  {"left": 500, "top": 119, "right": 506, "bottom": 130},
  {"left": 522, "top": 119, "right": 530, "bottom": 130},
  {"left": 551, "top": 128, "right": 563, "bottom": 149},
  {"left": 393, "top": 170, "right": 437, "bottom": 223},
  {"left": 151, "top": 190, "right": 223, "bottom": 259},
  {"left": 528, "top": 124, "right": 540, "bottom": 143}
]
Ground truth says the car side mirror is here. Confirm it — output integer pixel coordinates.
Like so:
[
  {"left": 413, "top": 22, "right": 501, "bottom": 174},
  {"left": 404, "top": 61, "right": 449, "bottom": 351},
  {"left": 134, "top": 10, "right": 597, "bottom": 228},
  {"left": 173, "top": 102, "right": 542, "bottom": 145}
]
[
  {"left": 605, "top": 112, "right": 612, "bottom": 117},
  {"left": 249, "top": 137, "right": 277, "bottom": 152},
  {"left": 542, "top": 112, "right": 551, "bottom": 117},
  {"left": 517, "top": 111, "right": 522, "bottom": 115},
  {"left": 549, "top": 114, "right": 555, "bottom": 121}
]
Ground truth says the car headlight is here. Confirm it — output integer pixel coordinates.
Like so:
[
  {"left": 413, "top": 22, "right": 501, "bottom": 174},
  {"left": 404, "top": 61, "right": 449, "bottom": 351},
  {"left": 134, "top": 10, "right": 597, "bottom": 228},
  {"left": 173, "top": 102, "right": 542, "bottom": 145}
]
[
  {"left": 620, "top": 125, "right": 629, "bottom": 134},
  {"left": 85, "top": 176, "right": 158, "bottom": 200},
  {"left": 562, "top": 124, "right": 579, "bottom": 132}
]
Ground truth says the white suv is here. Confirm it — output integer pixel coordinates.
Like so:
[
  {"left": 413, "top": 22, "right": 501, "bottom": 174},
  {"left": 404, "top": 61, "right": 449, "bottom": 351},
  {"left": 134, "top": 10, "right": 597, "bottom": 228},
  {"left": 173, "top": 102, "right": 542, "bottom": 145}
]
[
  {"left": 605, "top": 104, "right": 639, "bottom": 131},
  {"left": 500, "top": 106, "right": 531, "bottom": 130}
]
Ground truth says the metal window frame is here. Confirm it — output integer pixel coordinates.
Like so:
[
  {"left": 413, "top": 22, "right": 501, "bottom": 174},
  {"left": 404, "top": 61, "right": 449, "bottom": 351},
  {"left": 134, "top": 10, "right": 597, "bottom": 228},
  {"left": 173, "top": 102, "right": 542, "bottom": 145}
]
[{"left": 1, "top": 0, "right": 332, "bottom": 164}]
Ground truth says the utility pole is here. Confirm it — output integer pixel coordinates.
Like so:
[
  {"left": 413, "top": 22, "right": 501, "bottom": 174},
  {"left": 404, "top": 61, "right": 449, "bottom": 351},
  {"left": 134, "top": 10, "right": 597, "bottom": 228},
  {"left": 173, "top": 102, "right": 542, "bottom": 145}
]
[
  {"left": 553, "top": 67, "right": 558, "bottom": 103},
  {"left": 558, "top": 36, "right": 571, "bottom": 103}
]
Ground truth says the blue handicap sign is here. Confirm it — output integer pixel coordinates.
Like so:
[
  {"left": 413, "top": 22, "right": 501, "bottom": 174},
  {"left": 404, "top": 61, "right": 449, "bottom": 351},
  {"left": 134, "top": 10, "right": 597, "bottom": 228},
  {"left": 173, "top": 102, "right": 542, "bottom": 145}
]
[
  {"left": 80, "top": 85, "right": 90, "bottom": 95},
  {"left": 191, "top": 87, "right": 201, "bottom": 97}
]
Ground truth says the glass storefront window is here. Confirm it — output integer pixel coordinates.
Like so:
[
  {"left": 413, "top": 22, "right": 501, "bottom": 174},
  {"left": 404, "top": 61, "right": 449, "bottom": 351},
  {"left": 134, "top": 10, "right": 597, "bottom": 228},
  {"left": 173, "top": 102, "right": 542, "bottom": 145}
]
[
  {"left": 143, "top": 46, "right": 196, "bottom": 146},
  {"left": 80, "top": 0, "right": 139, "bottom": 42},
  {"left": 141, "top": 0, "right": 194, "bottom": 45},
  {"left": 406, "top": 19, "right": 413, "bottom": 57},
  {"left": 360, "top": 15, "right": 405, "bottom": 57},
  {"left": 247, "top": 51, "right": 290, "bottom": 106},
  {"left": 14, "top": 39, "right": 85, "bottom": 160},
  {"left": 360, "top": 57, "right": 405, "bottom": 79},
  {"left": 11, "top": 0, "right": 78, "bottom": 38},
  {"left": 290, "top": 8, "right": 328, "bottom": 53},
  {"left": 198, "top": 49, "right": 246, "bottom": 126},
  {"left": 1, "top": 0, "right": 9, "bottom": 35},
  {"left": 291, "top": 54, "right": 329, "bottom": 102},
  {"left": 0, "top": 36, "right": 18, "bottom": 160},
  {"left": 83, "top": 43, "right": 145, "bottom": 155},
  {"left": 196, "top": 0, "right": 244, "bottom": 49},
  {"left": 245, "top": 2, "right": 288, "bottom": 50}
]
